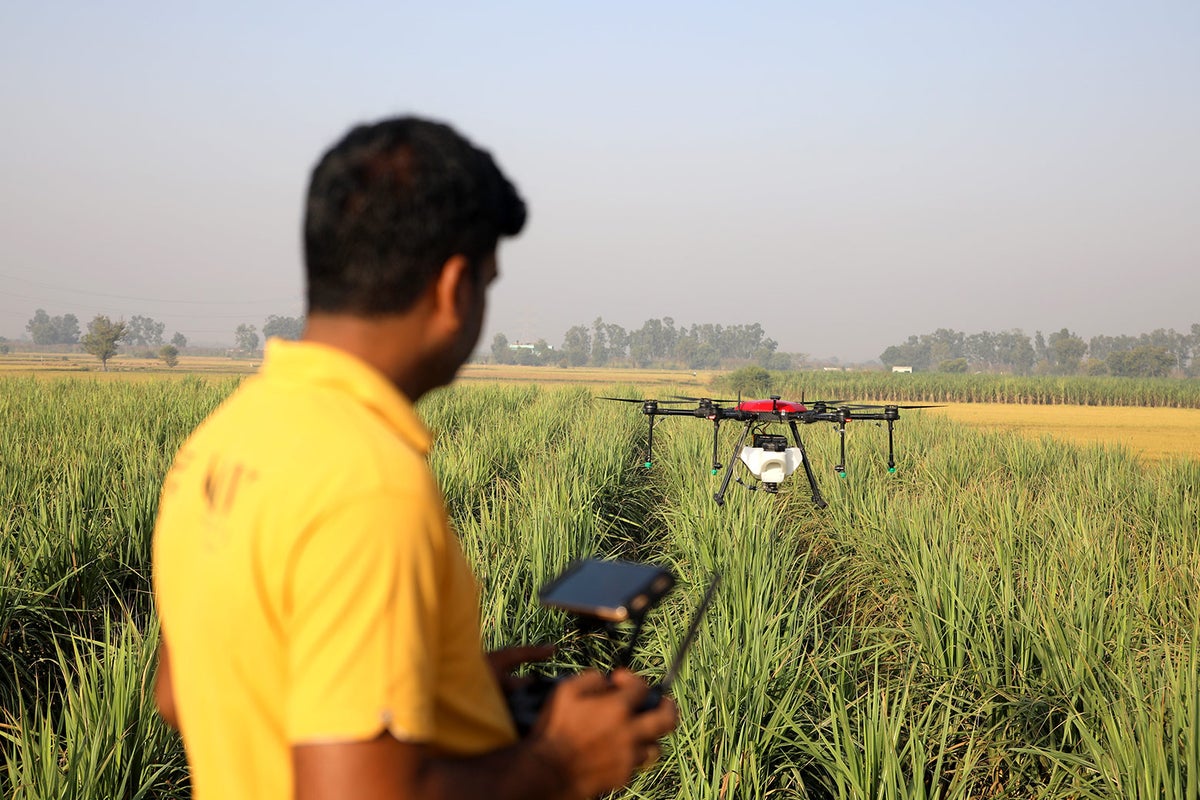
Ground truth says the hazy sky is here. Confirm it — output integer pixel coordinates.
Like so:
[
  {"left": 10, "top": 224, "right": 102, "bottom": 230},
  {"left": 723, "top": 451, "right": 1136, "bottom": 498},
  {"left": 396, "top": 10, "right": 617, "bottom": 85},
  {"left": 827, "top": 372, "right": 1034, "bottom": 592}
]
[{"left": 2, "top": 2, "right": 1197, "bottom": 362}]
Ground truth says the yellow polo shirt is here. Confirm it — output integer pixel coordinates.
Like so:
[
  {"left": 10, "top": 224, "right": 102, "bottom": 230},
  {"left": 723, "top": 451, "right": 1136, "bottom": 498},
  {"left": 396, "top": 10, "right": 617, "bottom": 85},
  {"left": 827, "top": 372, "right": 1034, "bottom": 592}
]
[{"left": 152, "top": 339, "right": 516, "bottom": 800}]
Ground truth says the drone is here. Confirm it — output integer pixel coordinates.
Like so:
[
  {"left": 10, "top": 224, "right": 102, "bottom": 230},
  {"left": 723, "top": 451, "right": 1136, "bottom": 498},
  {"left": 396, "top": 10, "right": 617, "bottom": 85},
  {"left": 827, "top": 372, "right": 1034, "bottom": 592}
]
[{"left": 602, "top": 394, "right": 938, "bottom": 508}]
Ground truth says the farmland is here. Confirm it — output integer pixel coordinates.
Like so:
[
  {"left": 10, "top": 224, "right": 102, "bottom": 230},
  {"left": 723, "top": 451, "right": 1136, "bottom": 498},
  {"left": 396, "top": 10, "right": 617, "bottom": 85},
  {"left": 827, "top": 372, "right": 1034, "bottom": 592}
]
[{"left": 2, "top": 373, "right": 1199, "bottom": 799}]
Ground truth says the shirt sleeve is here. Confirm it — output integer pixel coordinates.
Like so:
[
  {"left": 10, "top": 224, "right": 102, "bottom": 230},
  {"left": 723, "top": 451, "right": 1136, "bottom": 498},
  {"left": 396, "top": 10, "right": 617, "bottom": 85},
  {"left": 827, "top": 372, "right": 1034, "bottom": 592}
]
[{"left": 283, "top": 488, "right": 447, "bottom": 744}]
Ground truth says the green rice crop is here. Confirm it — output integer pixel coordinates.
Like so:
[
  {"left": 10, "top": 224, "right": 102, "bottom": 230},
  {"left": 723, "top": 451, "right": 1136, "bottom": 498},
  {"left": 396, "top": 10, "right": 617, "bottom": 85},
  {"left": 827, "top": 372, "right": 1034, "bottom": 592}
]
[{"left": 1, "top": 375, "right": 1197, "bottom": 798}]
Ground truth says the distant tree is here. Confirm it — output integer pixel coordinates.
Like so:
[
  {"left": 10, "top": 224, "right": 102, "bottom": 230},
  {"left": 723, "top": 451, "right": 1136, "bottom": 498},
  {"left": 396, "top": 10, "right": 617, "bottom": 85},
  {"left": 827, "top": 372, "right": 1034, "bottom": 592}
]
[
  {"left": 1107, "top": 346, "right": 1175, "bottom": 378},
  {"left": 1190, "top": 323, "right": 1200, "bottom": 377},
  {"left": 234, "top": 324, "right": 260, "bottom": 356},
  {"left": 938, "top": 357, "right": 969, "bottom": 373},
  {"left": 602, "top": 321, "right": 628, "bottom": 363},
  {"left": 591, "top": 317, "right": 610, "bottom": 366},
  {"left": 753, "top": 338, "right": 780, "bottom": 368},
  {"left": 880, "top": 335, "right": 930, "bottom": 371},
  {"left": 25, "top": 309, "right": 80, "bottom": 344},
  {"left": 490, "top": 333, "right": 512, "bottom": 364},
  {"left": 561, "top": 325, "right": 591, "bottom": 367},
  {"left": 996, "top": 331, "right": 1035, "bottom": 375},
  {"left": 125, "top": 314, "right": 166, "bottom": 347},
  {"left": 263, "top": 315, "right": 305, "bottom": 341},
  {"left": 725, "top": 365, "right": 771, "bottom": 397},
  {"left": 171, "top": 331, "right": 188, "bottom": 349},
  {"left": 672, "top": 335, "right": 698, "bottom": 368},
  {"left": 159, "top": 344, "right": 180, "bottom": 368},
  {"left": 927, "top": 328, "right": 965, "bottom": 366},
  {"left": 57, "top": 313, "right": 81, "bottom": 344},
  {"left": 1047, "top": 328, "right": 1087, "bottom": 375},
  {"left": 81, "top": 315, "right": 127, "bottom": 371},
  {"left": 765, "top": 351, "right": 794, "bottom": 370},
  {"left": 692, "top": 343, "right": 720, "bottom": 370},
  {"left": 512, "top": 346, "right": 536, "bottom": 366},
  {"left": 26, "top": 309, "right": 53, "bottom": 343}
]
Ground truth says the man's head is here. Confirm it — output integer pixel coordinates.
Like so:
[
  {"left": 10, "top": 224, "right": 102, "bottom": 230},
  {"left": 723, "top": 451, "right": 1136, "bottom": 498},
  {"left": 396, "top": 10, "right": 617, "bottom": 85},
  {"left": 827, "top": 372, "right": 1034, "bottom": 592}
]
[{"left": 304, "top": 117, "right": 526, "bottom": 316}]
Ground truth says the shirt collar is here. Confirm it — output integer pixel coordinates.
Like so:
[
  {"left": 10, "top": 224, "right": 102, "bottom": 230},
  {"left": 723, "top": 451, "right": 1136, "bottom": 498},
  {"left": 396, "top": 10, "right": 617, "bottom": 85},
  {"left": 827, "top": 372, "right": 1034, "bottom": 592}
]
[{"left": 260, "top": 339, "right": 433, "bottom": 454}]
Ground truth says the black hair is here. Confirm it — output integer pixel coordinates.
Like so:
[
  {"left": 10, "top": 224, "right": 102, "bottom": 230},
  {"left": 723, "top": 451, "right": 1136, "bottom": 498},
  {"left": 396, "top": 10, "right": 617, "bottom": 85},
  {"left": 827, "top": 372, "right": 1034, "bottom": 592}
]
[{"left": 303, "top": 116, "right": 526, "bottom": 314}]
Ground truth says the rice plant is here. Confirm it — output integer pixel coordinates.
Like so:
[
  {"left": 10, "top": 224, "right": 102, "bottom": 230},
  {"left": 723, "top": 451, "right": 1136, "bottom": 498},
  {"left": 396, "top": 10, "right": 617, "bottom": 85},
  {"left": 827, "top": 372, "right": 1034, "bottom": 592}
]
[{"left": 2, "top": 375, "right": 1197, "bottom": 799}]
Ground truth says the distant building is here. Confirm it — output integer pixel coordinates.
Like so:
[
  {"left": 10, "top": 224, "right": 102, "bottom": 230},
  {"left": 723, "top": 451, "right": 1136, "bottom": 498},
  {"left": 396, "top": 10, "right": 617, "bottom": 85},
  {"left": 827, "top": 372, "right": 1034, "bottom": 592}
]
[{"left": 892, "top": 366, "right": 913, "bottom": 374}]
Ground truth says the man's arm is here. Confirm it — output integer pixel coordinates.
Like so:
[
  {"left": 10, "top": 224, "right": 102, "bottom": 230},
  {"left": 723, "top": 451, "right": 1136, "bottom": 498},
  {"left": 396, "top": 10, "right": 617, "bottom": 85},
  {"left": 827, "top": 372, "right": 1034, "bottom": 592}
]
[
  {"left": 294, "top": 669, "right": 676, "bottom": 800},
  {"left": 154, "top": 640, "right": 180, "bottom": 729}
]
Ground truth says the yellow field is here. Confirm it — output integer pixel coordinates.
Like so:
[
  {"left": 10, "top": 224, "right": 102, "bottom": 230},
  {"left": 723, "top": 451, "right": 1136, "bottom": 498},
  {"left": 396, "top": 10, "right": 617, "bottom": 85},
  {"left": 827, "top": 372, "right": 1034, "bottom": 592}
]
[
  {"left": 0, "top": 352, "right": 259, "bottom": 376},
  {"left": 927, "top": 402, "right": 1200, "bottom": 462}
]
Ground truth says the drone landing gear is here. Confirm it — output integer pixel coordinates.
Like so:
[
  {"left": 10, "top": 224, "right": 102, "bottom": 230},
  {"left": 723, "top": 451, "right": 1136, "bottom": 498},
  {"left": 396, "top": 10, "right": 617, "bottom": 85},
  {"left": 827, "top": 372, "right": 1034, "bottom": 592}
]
[
  {"left": 713, "top": 421, "right": 754, "bottom": 507},
  {"left": 713, "top": 420, "right": 827, "bottom": 509},
  {"left": 789, "top": 420, "right": 828, "bottom": 509},
  {"left": 886, "top": 416, "right": 897, "bottom": 473}
]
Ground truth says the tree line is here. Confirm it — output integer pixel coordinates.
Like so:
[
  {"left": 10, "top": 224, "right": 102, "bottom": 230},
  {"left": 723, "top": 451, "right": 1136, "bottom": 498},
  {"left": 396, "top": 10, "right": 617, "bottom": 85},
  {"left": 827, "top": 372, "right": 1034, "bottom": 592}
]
[
  {"left": 880, "top": 325, "right": 1200, "bottom": 378},
  {"left": 11, "top": 309, "right": 305, "bottom": 369},
  {"left": 488, "top": 317, "right": 794, "bottom": 370}
]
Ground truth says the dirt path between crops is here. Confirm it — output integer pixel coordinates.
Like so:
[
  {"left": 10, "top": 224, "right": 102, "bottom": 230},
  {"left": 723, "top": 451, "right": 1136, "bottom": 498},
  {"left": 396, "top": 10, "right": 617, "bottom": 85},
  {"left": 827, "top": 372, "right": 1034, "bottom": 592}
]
[{"left": 927, "top": 403, "right": 1200, "bottom": 462}]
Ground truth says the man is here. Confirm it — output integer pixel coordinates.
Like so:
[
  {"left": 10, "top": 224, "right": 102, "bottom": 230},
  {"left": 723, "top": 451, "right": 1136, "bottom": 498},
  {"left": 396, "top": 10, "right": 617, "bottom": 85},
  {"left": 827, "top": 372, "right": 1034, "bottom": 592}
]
[{"left": 152, "top": 116, "right": 676, "bottom": 800}]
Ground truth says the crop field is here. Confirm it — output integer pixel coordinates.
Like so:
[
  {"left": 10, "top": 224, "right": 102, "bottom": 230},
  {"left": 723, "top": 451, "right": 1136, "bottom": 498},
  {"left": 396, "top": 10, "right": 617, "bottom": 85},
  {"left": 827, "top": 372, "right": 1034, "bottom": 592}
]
[
  {"left": 0, "top": 352, "right": 261, "bottom": 377},
  {"left": 928, "top": 403, "right": 1200, "bottom": 463},
  {"left": 2, "top": 374, "right": 1198, "bottom": 799}
]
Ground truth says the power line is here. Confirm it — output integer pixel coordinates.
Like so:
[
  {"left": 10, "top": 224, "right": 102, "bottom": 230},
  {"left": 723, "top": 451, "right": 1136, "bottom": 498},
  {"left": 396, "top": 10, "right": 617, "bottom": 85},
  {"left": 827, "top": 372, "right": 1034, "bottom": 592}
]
[{"left": 0, "top": 271, "right": 295, "bottom": 305}]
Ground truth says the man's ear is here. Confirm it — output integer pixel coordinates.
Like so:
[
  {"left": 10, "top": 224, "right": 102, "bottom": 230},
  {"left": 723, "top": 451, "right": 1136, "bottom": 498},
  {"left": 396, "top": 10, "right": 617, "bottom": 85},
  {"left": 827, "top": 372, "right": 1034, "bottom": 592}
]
[{"left": 429, "top": 254, "right": 472, "bottom": 330}]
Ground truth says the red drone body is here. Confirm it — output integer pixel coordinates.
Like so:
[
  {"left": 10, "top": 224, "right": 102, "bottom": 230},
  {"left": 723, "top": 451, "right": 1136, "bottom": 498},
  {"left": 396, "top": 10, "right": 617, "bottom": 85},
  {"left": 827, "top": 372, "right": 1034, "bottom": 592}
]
[{"left": 735, "top": 398, "right": 808, "bottom": 414}]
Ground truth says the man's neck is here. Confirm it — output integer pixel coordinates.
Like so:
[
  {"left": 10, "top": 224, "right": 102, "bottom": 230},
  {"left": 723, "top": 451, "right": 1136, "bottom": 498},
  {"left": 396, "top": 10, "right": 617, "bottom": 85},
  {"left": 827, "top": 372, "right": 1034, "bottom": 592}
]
[{"left": 301, "top": 312, "right": 435, "bottom": 401}]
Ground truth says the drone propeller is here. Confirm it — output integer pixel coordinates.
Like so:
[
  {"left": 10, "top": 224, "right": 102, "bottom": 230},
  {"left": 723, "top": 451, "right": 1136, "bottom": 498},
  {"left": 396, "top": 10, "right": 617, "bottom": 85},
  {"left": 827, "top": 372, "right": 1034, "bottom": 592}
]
[
  {"left": 598, "top": 396, "right": 693, "bottom": 405},
  {"left": 598, "top": 396, "right": 691, "bottom": 470},
  {"left": 838, "top": 403, "right": 944, "bottom": 410},
  {"left": 670, "top": 395, "right": 738, "bottom": 405}
]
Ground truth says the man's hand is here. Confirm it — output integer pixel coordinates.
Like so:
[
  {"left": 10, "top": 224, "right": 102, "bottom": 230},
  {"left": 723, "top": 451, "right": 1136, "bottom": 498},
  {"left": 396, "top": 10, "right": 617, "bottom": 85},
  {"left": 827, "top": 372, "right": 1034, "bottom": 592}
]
[
  {"left": 294, "top": 660, "right": 677, "bottom": 800},
  {"left": 527, "top": 669, "right": 678, "bottom": 800},
  {"left": 486, "top": 644, "right": 556, "bottom": 692},
  {"left": 154, "top": 641, "right": 179, "bottom": 729}
]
